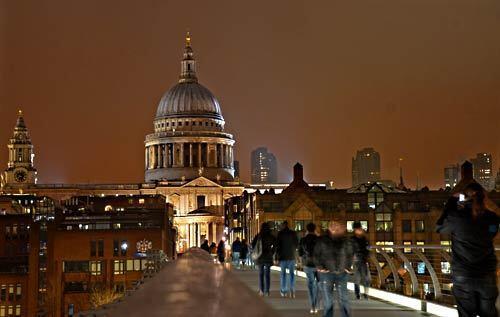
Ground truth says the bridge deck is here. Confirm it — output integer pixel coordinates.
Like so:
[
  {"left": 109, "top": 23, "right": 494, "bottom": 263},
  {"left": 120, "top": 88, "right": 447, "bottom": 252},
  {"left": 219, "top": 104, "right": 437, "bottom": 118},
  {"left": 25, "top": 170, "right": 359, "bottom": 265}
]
[{"left": 231, "top": 268, "right": 434, "bottom": 317}]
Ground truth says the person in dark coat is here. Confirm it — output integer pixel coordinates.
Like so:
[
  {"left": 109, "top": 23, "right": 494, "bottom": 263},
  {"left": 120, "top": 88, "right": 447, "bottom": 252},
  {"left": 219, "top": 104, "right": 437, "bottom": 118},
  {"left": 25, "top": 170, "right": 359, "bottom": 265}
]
[
  {"left": 314, "top": 220, "right": 353, "bottom": 317},
  {"left": 436, "top": 182, "right": 499, "bottom": 317},
  {"left": 240, "top": 239, "right": 249, "bottom": 269},
  {"left": 217, "top": 240, "right": 226, "bottom": 264},
  {"left": 298, "top": 222, "right": 319, "bottom": 313},
  {"left": 351, "top": 221, "right": 370, "bottom": 300},
  {"left": 276, "top": 221, "right": 299, "bottom": 298},
  {"left": 200, "top": 239, "right": 210, "bottom": 254},
  {"left": 251, "top": 222, "right": 277, "bottom": 296},
  {"left": 232, "top": 237, "right": 242, "bottom": 268}
]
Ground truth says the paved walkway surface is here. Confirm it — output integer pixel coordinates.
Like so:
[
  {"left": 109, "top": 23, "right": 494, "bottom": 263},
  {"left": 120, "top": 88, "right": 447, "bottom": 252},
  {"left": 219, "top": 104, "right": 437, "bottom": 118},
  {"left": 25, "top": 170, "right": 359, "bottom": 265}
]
[{"left": 230, "top": 268, "right": 434, "bottom": 317}]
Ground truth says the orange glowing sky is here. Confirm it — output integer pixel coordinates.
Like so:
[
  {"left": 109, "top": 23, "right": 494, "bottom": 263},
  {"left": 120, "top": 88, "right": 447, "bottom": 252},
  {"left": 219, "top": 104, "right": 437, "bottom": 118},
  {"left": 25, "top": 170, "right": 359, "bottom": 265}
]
[{"left": 1, "top": 0, "right": 499, "bottom": 188}]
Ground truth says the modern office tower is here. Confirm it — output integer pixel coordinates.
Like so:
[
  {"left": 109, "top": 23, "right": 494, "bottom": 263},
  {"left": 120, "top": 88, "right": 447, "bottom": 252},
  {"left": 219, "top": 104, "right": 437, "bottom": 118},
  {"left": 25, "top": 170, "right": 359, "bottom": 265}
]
[
  {"left": 251, "top": 147, "right": 277, "bottom": 184},
  {"left": 470, "top": 153, "right": 493, "bottom": 190},
  {"left": 444, "top": 164, "right": 460, "bottom": 189},
  {"left": 352, "top": 148, "right": 381, "bottom": 186}
]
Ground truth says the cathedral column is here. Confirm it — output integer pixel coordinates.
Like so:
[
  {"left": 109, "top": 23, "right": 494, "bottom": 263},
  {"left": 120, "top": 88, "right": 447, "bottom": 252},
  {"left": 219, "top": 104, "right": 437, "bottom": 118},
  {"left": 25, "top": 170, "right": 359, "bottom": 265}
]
[
  {"left": 229, "top": 146, "right": 233, "bottom": 168},
  {"left": 213, "top": 144, "right": 218, "bottom": 167},
  {"left": 212, "top": 222, "right": 217, "bottom": 243},
  {"left": 145, "top": 147, "right": 149, "bottom": 170},
  {"left": 198, "top": 143, "right": 202, "bottom": 167},
  {"left": 189, "top": 143, "right": 193, "bottom": 167},
  {"left": 180, "top": 143, "right": 185, "bottom": 167}
]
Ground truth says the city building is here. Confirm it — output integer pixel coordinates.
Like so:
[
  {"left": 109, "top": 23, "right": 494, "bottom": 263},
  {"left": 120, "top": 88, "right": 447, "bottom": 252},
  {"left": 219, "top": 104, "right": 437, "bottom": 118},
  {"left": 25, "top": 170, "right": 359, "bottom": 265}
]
[
  {"left": 470, "top": 153, "right": 493, "bottom": 190},
  {"left": 227, "top": 161, "right": 500, "bottom": 248},
  {"left": 444, "top": 164, "right": 460, "bottom": 189},
  {"left": 1, "top": 111, "right": 37, "bottom": 189},
  {"left": 250, "top": 147, "right": 277, "bottom": 184},
  {"left": 352, "top": 147, "right": 381, "bottom": 186},
  {"left": 1, "top": 33, "right": 244, "bottom": 253},
  {"left": 495, "top": 169, "right": 500, "bottom": 192},
  {"left": 0, "top": 193, "right": 174, "bottom": 317}
]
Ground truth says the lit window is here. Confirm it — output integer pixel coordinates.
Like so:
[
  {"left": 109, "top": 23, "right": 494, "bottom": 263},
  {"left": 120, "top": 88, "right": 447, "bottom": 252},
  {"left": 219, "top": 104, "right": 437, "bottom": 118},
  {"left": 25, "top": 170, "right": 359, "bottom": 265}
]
[
  {"left": 346, "top": 221, "right": 368, "bottom": 232},
  {"left": 113, "top": 260, "right": 125, "bottom": 275},
  {"left": 90, "top": 261, "right": 102, "bottom": 275},
  {"left": 416, "top": 241, "right": 425, "bottom": 253},
  {"left": 104, "top": 205, "right": 113, "bottom": 212},
  {"left": 441, "top": 262, "right": 451, "bottom": 274},
  {"left": 415, "top": 220, "right": 425, "bottom": 232},
  {"left": 403, "top": 241, "right": 412, "bottom": 253},
  {"left": 138, "top": 198, "right": 145, "bottom": 204},
  {"left": 352, "top": 203, "right": 360, "bottom": 210}
]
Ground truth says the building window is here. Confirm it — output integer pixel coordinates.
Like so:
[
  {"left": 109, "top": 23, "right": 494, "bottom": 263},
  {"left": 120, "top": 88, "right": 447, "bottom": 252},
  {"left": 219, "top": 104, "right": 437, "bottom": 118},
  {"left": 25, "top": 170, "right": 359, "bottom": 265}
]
[
  {"left": 15, "top": 285, "right": 20, "bottom": 301},
  {"left": 416, "top": 241, "right": 425, "bottom": 252},
  {"left": 368, "top": 191, "right": 384, "bottom": 209},
  {"left": 294, "top": 220, "right": 305, "bottom": 232},
  {"left": 90, "top": 261, "right": 102, "bottom": 275},
  {"left": 352, "top": 203, "right": 360, "bottom": 210},
  {"left": 440, "top": 240, "right": 451, "bottom": 252},
  {"left": 319, "top": 221, "right": 329, "bottom": 231},
  {"left": 63, "top": 261, "right": 89, "bottom": 273},
  {"left": 7, "top": 306, "right": 12, "bottom": 317},
  {"left": 441, "top": 262, "right": 451, "bottom": 274},
  {"left": 14, "top": 305, "right": 20, "bottom": 317},
  {"left": 268, "top": 220, "right": 284, "bottom": 232},
  {"left": 196, "top": 195, "right": 206, "bottom": 209},
  {"left": 375, "top": 213, "right": 392, "bottom": 232},
  {"left": 392, "top": 202, "right": 401, "bottom": 210},
  {"left": 98, "top": 240, "right": 104, "bottom": 257},
  {"left": 126, "top": 259, "right": 145, "bottom": 271},
  {"left": 375, "top": 241, "right": 394, "bottom": 252},
  {"left": 113, "top": 240, "right": 119, "bottom": 257},
  {"left": 113, "top": 260, "right": 125, "bottom": 275},
  {"left": 90, "top": 241, "right": 96, "bottom": 257},
  {"left": 138, "top": 198, "right": 145, "bottom": 204},
  {"left": 403, "top": 241, "right": 412, "bottom": 253},
  {"left": 402, "top": 220, "right": 412, "bottom": 233},
  {"left": 415, "top": 220, "right": 425, "bottom": 232},
  {"left": 0, "top": 285, "right": 5, "bottom": 301},
  {"left": 346, "top": 221, "right": 368, "bottom": 232},
  {"left": 0, "top": 306, "right": 5, "bottom": 317},
  {"left": 7, "top": 286, "right": 13, "bottom": 302}
]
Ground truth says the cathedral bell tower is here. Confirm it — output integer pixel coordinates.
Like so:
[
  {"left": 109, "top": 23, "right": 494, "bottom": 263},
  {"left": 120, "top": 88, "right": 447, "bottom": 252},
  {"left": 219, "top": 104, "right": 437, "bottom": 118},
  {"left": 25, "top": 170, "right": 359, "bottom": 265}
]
[{"left": 1, "top": 110, "right": 37, "bottom": 188}]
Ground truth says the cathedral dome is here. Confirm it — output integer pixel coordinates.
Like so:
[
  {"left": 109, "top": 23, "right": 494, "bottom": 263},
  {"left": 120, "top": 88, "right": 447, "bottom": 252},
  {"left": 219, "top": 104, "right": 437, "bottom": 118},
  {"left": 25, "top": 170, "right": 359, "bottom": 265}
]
[{"left": 156, "top": 81, "right": 223, "bottom": 120}]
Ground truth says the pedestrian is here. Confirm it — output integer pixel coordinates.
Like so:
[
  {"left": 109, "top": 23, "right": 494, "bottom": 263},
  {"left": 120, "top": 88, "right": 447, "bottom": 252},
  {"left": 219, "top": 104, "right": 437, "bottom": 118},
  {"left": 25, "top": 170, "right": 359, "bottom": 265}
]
[
  {"left": 276, "top": 220, "right": 299, "bottom": 298},
  {"left": 200, "top": 239, "right": 210, "bottom": 254},
  {"left": 436, "top": 182, "right": 499, "bottom": 317},
  {"left": 351, "top": 221, "right": 370, "bottom": 300},
  {"left": 251, "top": 222, "right": 277, "bottom": 296},
  {"left": 217, "top": 239, "right": 226, "bottom": 264},
  {"left": 314, "top": 220, "right": 353, "bottom": 317},
  {"left": 240, "top": 239, "right": 249, "bottom": 269},
  {"left": 209, "top": 242, "right": 217, "bottom": 254},
  {"left": 298, "top": 222, "right": 319, "bottom": 314},
  {"left": 232, "top": 237, "right": 242, "bottom": 269}
]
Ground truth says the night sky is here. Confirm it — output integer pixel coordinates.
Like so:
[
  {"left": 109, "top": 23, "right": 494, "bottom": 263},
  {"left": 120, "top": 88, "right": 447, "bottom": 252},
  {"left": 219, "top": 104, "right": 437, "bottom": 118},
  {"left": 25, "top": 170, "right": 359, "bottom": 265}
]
[{"left": 1, "top": 0, "right": 499, "bottom": 188}]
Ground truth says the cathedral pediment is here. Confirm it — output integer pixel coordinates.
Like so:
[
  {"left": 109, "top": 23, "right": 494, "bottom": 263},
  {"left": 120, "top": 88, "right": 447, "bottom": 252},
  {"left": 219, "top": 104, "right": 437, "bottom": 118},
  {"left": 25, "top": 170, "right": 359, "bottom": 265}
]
[{"left": 181, "top": 177, "right": 221, "bottom": 188}]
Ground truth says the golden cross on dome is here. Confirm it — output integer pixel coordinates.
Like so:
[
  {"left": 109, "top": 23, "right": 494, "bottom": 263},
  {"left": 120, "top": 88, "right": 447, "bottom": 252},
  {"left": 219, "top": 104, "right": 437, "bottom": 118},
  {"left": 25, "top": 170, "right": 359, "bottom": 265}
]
[{"left": 186, "top": 31, "right": 191, "bottom": 47}]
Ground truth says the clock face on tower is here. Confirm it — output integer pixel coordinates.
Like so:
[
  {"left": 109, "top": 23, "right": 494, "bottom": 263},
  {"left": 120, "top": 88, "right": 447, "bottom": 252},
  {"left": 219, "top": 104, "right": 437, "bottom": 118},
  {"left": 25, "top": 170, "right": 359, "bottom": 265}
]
[{"left": 14, "top": 170, "right": 27, "bottom": 183}]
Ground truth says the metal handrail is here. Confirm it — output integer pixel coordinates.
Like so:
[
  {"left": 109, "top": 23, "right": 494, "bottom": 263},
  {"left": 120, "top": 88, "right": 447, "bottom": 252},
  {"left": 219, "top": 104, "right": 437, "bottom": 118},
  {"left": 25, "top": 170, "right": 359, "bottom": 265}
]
[{"left": 366, "top": 245, "right": 500, "bottom": 308}]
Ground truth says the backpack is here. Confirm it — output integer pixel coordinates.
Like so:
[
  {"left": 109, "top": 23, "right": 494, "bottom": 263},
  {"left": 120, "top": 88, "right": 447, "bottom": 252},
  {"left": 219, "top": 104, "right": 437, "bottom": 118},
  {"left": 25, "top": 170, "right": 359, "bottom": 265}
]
[{"left": 251, "top": 236, "right": 263, "bottom": 261}]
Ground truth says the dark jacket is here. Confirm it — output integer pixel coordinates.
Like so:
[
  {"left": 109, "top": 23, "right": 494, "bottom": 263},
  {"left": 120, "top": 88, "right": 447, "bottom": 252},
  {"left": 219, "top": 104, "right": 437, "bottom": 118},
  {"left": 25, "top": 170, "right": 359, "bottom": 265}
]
[
  {"left": 240, "top": 243, "right": 249, "bottom": 260},
  {"left": 436, "top": 197, "right": 499, "bottom": 277},
  {"left": 298, "top": 233, "right": 318, "bottom": 267},
  {"left": 232, "top": 239, "right": 242, "bottom": 253},
  {"left": 200, "top": 241, "right": 210, "bottom": 253},
  {"left": 276, "top": 227, "right": 299, "bottom": 261},
  {"left": 217, "top": 242, "right": 225, "bottom": 257},
  {"left": 251, "top": 232, "right": 277, "bottom": 265},
  {"left": 313, "top": 233, "right": 353, "bottom": 274},
  {"left": 351, "top": 235, "right": 369, "bottom": 263}
]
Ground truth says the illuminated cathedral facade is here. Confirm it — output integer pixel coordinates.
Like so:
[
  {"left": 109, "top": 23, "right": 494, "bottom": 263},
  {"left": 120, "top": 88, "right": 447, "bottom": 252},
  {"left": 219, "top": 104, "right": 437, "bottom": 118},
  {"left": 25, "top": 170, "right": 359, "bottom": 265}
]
[{"left": 1, "top": 33, "right": 243, "bottom": 252}]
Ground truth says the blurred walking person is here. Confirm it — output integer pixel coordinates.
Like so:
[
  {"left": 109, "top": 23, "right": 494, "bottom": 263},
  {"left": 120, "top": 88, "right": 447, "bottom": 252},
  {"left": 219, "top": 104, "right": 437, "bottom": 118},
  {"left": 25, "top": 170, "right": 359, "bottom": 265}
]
[
  {"left": 232, "top": 237, "right": 242, "bottom": 269},
  {"left": 276, "top": 221, "right": 299, "bottom": 298},
  {"left": 351, "top": 221, "right": 370, "bottom": 300},
  {"left": 217, "top": 239, "right": 226, "bottom": 264},
  {"left": 436, "top": 182, "right": 499, "bottom": 317},
  {"left": 240, "top": 239, "right": 249, "bottom": 269},
  {"left": 299, "top": 222, "right": 319, "bottom": 314},
  {"left": 252, "top": 222, "right": 277, "bottom": 296},
  {"left": 314, "top": 220, "right": 353, "bottom": 317}
]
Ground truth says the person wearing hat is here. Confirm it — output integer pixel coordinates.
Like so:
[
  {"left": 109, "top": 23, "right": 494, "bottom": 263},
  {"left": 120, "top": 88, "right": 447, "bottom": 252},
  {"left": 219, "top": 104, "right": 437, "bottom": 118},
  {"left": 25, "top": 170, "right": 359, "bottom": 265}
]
[{"left": 351, "top": 221, "right": 370, "bottom": 300}]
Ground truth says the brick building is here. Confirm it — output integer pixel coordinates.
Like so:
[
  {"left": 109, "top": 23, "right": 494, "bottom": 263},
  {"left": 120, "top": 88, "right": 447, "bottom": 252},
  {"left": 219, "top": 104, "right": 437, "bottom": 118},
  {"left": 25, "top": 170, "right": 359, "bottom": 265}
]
[{"left": 226, "top": 162, "right": 500, "bottom": 247}]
